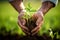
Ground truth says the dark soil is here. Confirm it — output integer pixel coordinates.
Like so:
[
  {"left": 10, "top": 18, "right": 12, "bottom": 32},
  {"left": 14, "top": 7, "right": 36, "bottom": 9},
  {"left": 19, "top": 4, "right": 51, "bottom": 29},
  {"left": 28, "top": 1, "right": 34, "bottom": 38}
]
[
  {"left": 25, "top": 18, "right": 37, "bottom": 33},
  {"left": 0, "top": 18, "right": 60, "bottom": 40},
  {"left": 0, "top": 34, "right": 52, "bottom": 40}
]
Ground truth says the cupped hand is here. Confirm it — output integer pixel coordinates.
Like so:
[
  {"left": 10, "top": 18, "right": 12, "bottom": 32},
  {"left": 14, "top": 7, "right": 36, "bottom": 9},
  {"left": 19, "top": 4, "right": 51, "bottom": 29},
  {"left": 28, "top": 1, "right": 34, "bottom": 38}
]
[
  {"left": 18, "top": 10, "right": 30, "bottom": 35},
  {"left": 31, "top": 11, "right": 44, "bottom": 35}
]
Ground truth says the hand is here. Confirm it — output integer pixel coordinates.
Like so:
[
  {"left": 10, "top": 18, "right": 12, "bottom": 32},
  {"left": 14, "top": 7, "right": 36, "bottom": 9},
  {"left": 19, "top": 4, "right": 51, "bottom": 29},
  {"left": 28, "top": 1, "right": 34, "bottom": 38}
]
[
  {"left": 18, "top": 10, "right": 30, "bottom": 35},
  {"left": 31, "top": 11, "right": 44, "bottom": 35}
]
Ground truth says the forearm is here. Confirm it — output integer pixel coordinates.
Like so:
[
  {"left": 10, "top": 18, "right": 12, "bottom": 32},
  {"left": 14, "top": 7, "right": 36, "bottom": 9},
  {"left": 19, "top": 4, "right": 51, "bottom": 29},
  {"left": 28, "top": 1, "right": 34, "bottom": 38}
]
[
  {"left": 38, "top": 1, "right": 54, "bottom": 15},
  {"left": 9, "top": 0, "right": 25, "bottom": 13}
]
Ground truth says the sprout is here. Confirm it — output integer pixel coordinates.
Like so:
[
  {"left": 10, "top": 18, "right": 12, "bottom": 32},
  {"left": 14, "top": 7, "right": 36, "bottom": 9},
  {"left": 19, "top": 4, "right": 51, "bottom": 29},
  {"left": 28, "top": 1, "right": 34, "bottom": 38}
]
[{"left": 22, "top": 2, "right": 36, "bottom": 21}]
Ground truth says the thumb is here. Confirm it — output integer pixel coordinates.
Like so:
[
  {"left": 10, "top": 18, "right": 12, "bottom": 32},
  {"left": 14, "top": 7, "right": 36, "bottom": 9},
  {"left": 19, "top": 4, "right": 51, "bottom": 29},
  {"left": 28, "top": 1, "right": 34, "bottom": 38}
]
[
  {"left": 22, "top": 19, "right": 26, "bottom": 25},
  {"left": 36, "top": 18, "right": 41, "bottom": 25},
  {"left": 36, "top": 16, "right": 43, "bottom": 26}
]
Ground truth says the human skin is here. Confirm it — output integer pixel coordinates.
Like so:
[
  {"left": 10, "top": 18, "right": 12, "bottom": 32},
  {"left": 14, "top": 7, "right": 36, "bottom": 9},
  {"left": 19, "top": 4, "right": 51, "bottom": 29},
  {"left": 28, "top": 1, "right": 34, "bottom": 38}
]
[
  {"left": 31, "top": 1, "right": 54, "bottom": 35},
  {"left": 9, "top": 0, "right": 54, "bottom": 35}
]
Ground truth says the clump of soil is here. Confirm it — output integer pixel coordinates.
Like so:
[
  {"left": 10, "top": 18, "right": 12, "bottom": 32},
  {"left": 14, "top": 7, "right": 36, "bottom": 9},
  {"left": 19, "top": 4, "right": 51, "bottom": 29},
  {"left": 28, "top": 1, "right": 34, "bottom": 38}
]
[
  {"left": 25, "top": 18, "right": 37, "bottom": 30},
  {"left": 25, "top": 17, "right": 37, "bottom": 34},
  {"left": 22, "top": 12, "right": 37, "bottom": 31}
]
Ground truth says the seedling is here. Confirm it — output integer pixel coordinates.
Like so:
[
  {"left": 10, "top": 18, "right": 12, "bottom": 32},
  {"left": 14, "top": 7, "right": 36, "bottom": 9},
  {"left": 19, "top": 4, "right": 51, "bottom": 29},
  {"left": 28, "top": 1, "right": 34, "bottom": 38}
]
[{"left": 22, "top": 3, "right": 37, "bottom": 33}]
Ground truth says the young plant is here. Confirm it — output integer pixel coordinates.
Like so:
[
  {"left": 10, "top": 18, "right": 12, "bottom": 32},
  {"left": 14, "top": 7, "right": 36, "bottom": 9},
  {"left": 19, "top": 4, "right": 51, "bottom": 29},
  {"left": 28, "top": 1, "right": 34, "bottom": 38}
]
[
  {"left": 22, "top": 3, "right": 37, "bottom": 32},
  {"left": 23, "top": 2, "right": 36, "bottom": 21}
]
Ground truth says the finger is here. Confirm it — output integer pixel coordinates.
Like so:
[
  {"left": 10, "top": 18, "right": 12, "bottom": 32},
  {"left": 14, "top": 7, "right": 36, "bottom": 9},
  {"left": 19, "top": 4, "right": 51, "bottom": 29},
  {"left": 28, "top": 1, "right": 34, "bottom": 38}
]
[
  {"left": 18, "top": 13, "right": 24, "bottom": 18},
  {"left": 22, "top": 29, "right": 30, "bottom": 35},
  {"left": 22, "top": 19, "right": 26, "bottom": 25},
  {"left": 18, "top": 15, "right": 26, "bottom": 25},
  {"left": 31, "top": 25, "right": 40, "bottom": 33},
  {"left": 31, "top": 21, "right": 43, "bottom": 33},
  {"left": 18, "top": 20, "right": 30, "bottom": 35},
  {"left": 32, "top": 25, "right": 41, "bottom": 36},
  {"left": 19, "top": 19, "right": 26, "bottom": 26},
  {"left": 36, "top": 17, "right": 43, "bottom": 25},
  {"left": 18, "top": 21, "right": 30, "bottom": 35},
  {"left": 18, "top": 20, "right": 29, "bottom": 31},
  {"left": 32, "top": 27, "right": 40, "bottom": 36}
]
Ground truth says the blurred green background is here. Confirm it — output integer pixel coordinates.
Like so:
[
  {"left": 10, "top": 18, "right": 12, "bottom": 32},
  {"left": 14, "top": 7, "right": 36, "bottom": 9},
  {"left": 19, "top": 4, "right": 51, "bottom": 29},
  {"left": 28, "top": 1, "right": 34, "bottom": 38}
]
[{"left": 0, "top": 0, "right": 60, "bottom": 38}]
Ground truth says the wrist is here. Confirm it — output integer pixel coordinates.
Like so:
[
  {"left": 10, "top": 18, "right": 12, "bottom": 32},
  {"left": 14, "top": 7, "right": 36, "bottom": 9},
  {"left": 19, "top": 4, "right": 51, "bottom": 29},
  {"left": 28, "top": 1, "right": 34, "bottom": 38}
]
[
  {"left": 20, "top": 9, "right": 26, "bottom": 14},
  {"left": 37, "top": 10, "right": 44, "bottom": 17},
  {"left": 19, "top": 2, "right": 25, "bottom": 13},
  {"left": 20, "top": 2, "right": 25, "bottom": 10},
  {"left": 9, "top": 0, "right": 25, "bottom": 13},
  {"left": 38, "top": 1, "right": 54, "bottom": 15}
]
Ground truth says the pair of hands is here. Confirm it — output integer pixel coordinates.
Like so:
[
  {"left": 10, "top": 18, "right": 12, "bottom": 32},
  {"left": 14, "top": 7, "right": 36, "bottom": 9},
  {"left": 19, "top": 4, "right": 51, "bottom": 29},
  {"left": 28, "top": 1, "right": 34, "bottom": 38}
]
[{"left": 18, "top": 10, "right": 44, "bottom": 36}]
